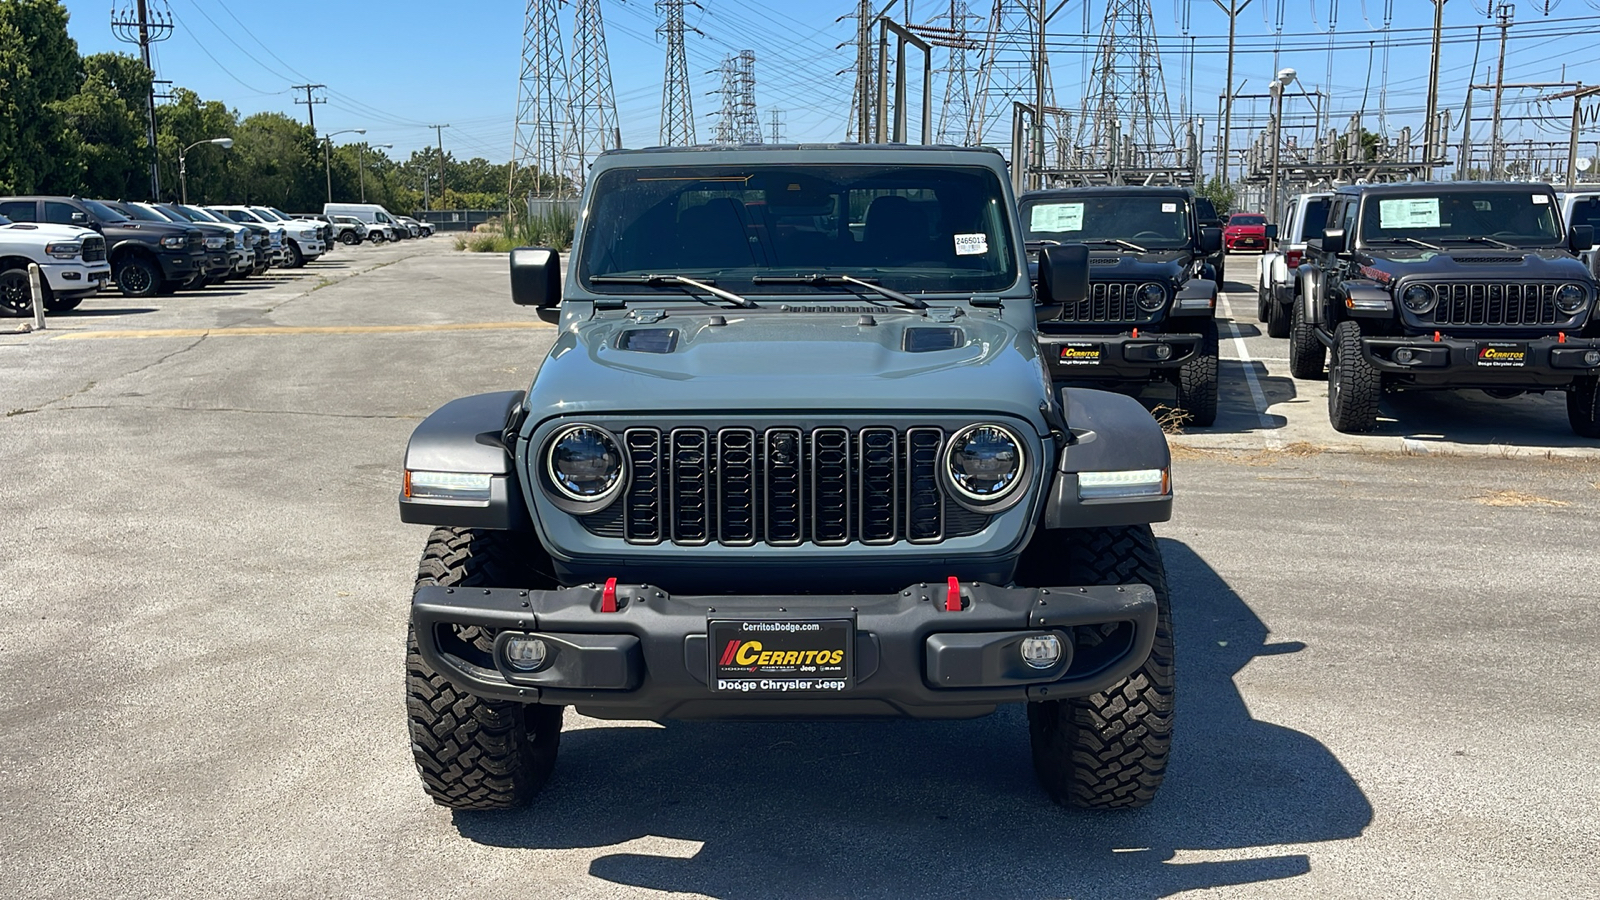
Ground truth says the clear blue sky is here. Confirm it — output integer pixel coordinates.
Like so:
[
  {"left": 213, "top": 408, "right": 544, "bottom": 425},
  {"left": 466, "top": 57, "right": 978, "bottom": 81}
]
[{"left": 62, "top": 0, "right": 1600, "bottom": 166}]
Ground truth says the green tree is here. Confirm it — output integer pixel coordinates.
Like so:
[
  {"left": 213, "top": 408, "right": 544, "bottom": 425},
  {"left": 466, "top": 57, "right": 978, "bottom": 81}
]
[
  {"left": 0, "top": 0, "right": 79, "bottom": 193},
  {"left": 230, "top": 112, "right": 320, "bottom": 209},
  {"left": 1197, "top": 176, "right": 1237, "bottom": 216},
  {"left": 155, "top": 87, "right": 239, "bottom": 203},
  {"left": 52, "top": 52, "right": 151, "bottom": 199}
]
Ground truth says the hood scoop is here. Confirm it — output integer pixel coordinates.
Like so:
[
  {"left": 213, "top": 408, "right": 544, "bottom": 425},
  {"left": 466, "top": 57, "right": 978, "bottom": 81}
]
[
  {"left": 903, "top": 327, "right": 964, "bottom": 353},
  {"left": 617, "top": 328, "right": 679, "bottom": 354},
  {"left": 1450, "top": 255, "right": 1525, "bottom": 264},
  {"left": 1089, "top": 256, "right": 1122, "bottom": 266}
]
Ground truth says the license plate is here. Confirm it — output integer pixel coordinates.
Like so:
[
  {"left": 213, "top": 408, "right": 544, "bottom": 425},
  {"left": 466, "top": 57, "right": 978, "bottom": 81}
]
[
  {"left": 1477, "top": 342, "right": 1527, "bottom": 367},
  {"left": 709, "top": 618, "right": 853, "bottom": 693},
  {"left": 1058, "top": 342, "right": 1104, "bottom": 366}
]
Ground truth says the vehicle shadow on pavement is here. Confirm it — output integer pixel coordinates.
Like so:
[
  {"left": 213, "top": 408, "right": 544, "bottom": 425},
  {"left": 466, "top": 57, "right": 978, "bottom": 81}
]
[
  {"left": 452, "top": 539, "right": 1371, "bottom": 899},
  {"left": 48, "top": 306, "right": 160, "bottom": 317},
  {"left": 1370, "top": 390, "right": 1593, "bottom": 448},
  {"left": 1129, "top": 365, "right": 1296, "bottom": 435}
]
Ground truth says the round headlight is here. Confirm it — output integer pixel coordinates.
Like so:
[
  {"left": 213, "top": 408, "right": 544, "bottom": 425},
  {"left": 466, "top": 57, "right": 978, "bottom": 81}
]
[
  {"left": 945, "top": 424, "right": 1025, "bottom": 503},
  {"left": 1400, "top": 284, "right": 1435, "bottom": 314},
  {"left": 1135, "top": 282, "right": 1166, "bottom": 312},
  {"left": 1556, "top": 283, "right": 1589, "bottom": 315},
  {"left": 544, "top": 425, "right": 624, "bottom": 502}
]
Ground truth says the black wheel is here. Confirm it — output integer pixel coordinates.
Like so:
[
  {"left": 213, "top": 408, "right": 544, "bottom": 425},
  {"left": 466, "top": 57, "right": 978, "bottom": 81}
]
[
  {"left": 1021, "top": 525, "right": 1174, "bottom": 810},
  {"left": 1256, "top": 280, "right": 1270, "bottom": 323},
  {"left": 1265, "top": 294, "right": 1291, "bottom": 339},
  {"left": 1568, "top": 377, "right": 1600, "bottom": 437},
  {"left": 0, "top": 266, "right": 37, "bottom": 316},
  {"left": 114, "top": 256, "right": 160, "bottom": 298},
  {"left": 340, "top": 230, "right": 361, "bottom": 246},
  {"left": 1173, "top": 318, "right": 1219, "bottom": 427},
  {"left": 1214, "top": 257, "right": 1227, "bottom": 285},
  {"left": 1328, "top": 319, "right": 1381, "bottom": 433},
  {"left": 406, "top": 527, "right": 563, "bottom": 810},
  {"left": 286, "top": 242, "right": 305, "bottom": 268},
  {"left": 369, "top": 232, "right": 386, "bottom": 244},
  {"left": 43, "top": 293, "right": 81, "bottom": 312},
  {"left": 1287, "top": 296, "right": 1325, "bottom": 379}
]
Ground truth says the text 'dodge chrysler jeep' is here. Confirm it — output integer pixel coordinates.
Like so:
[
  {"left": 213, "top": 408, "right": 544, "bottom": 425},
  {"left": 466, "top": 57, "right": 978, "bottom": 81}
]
[
  {"left": 1019, "top": 187, "right": 1225, "bottom": 426},
  {"left": 1291, "top": 182, "right": 1600, "bottom": 436},
  {"left": 399, "top": 146, "right": 1178, "bottom": 811}
]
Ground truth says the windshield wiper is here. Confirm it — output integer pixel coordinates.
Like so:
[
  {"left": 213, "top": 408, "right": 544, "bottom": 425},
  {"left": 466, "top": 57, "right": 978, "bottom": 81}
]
[
  {"left": 1082, "top": 238, "right": 1148, "bottom": 252},
  {"left": 750, "top": 273, "right": 928, "bottom": 309},
  {"left": 1442, "top": 236, "right": 1520, "bottom": 250},
  {"left": 1374, "top": 236, "right": 1444, "bottom": 251},
  {"left": 590, "top": 274, "right": 753, "bottom": 308}
]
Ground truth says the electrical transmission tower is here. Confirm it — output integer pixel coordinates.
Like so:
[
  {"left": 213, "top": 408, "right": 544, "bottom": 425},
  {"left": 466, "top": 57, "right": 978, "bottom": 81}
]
[
  {"left": 510, "top": 0, "right": 573, "bottom": 198},
  {"left": 928, "top": 0, "right": 981, "bottom": 145},
  {"left": 972, "top": 0, "right": 1054, "bottom": 150},
  {"left": 769, "top": 109, "right": 785, "bottom": 143},
  {"left": 846, "top": 0, "right": 876, "bottom": 141},
  {"left": 110, "top": 0, "right": 174, "bottom": 200},
  {"left": 658, "top": 0, "right": 699, "bottom": 145},
  {"left": 569, "top": 0, "right": 622, "bottom": 190},
  {"left": 1077, "top": 0, "right": 1179, "bottom": 170},
  {"left": 710, "top": 51, "right": 762, "bottom": 144}
]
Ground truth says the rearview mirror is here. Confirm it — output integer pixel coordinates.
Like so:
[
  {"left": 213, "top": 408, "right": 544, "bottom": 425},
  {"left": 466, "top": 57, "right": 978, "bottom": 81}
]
[
  {"left": 1320, "top": 228, "right": 1347, "bottom": 256},
  {"left": 1570, "top": 224, "right": 1594, "bottom": 253},
  {"left": 1197, "top": 226, "right": 1222, "bottom": 255},
  {"left": 510, "top": 247, "right": 561, "bottom": 322},
  {"left": 1265, "top": 223, "right": 1279, "bottom": 242},
  {"left": 1036, "top": 244, "right": 1089, "bottom": 322}
]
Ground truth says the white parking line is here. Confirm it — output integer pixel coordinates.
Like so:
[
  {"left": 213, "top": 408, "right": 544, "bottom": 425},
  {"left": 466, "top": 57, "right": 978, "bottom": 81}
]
[{"left": 1217, "top": 290, "right": 1280, "bottom": 439}]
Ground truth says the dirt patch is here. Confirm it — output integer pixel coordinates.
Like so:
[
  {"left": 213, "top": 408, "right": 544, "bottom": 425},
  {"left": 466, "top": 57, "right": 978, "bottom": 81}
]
[{"left": 1472, "top": 490, "right": 1571, "bottom": 508}]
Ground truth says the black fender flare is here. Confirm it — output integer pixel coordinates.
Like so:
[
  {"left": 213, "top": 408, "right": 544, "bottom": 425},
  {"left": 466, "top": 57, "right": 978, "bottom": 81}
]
[
  {"left": 399, "top": 390, "right": 530, "bottom": 529},
  {"left": 1043, "top": 388, "right": 1173, "bottom": 529}
]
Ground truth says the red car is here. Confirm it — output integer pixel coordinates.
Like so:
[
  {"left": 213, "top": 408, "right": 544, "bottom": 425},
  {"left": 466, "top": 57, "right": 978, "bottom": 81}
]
[{"left": 1224, "top": 212, "right": 1268, "bottom": 251}]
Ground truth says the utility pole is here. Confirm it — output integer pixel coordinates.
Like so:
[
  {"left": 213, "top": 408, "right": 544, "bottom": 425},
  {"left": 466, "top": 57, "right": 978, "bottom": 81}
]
[
  {"left": 1422, "top": 0, "right": 1447, "bottom": 167},
  {"left": 110, "top": 0, "right": 174, "bottom": 200},
  {"left": 1211, "top": 0, "right": 1253, "bottom": 183},
  {"left": 429, "top": 124, "right": 449, "bottom": 208},
  {"left": 1489, "top": 2, "right": 1514, "bottom": 179},
  {"left": 292, "top": 83, "right": 327, "bottom": 133}
]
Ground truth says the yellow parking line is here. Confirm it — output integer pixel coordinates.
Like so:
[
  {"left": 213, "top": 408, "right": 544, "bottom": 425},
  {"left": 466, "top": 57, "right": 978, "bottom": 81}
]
[{"left": 51, "top": 321, "right": 554, "bottom": 340}]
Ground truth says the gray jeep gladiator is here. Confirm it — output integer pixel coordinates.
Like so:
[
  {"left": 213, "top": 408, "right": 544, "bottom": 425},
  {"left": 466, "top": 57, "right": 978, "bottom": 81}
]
[{"left": 400, "top": 145, "right": 1177, "bottom": 811}]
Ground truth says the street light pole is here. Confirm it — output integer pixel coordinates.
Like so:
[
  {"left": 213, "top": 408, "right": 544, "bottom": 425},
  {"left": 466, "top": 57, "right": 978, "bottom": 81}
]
[
  {"left": 322, "top": 128, "right": 367, "bottom": 203},
  {"left": 179, "top": 137, "right": 233, "bottom": 205},
  {"left": 1269, "top": 68, "right": 1296, "bottom": 228}
]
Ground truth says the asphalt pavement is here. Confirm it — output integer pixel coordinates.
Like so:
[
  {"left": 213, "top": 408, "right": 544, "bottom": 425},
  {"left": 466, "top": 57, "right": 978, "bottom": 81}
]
[{"left": 1, "top": 241, "right": 1596, "bottom": 898}]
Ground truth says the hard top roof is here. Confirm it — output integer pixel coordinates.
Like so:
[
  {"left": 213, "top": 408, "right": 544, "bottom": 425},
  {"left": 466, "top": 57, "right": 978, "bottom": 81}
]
[
  {"left": 1336, "top": 181, "right": 1560, "bottom": 196},
  {"left": 1019, "top": 185, "right": 1193, "bottom": 199},
  {"left": 599, "top": 142, "right": 1004, "bottom": 158}
]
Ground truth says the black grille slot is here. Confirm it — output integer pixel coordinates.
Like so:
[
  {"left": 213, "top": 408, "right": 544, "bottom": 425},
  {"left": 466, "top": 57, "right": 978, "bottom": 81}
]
[
  {"left": 585, "top": 425, "right": 990, "bottom": 547},
  {"left": 186, "top": 231, "right": 203, "bottom": 250},
  {"left": 81, "top": 237, "right": 106, "bottom": 262},
  {"left": 1056, "top": 282, "right": 1150, "bottom": 323},
  {"left": 1427, "top": 282, "right": 1559, "bottom": 327}
]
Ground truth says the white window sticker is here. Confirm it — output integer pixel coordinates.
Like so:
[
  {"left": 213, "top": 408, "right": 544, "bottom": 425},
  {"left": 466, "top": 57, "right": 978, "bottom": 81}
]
[
  {"left": 1029, "top": 202, "right": 1084, "bottom": 232},
  {"left": 1161, "top": 202, "right": 1178, "bottom": 213},
  {"left": 1532, "top": 194, "right": 1549, "bottom": 205},
  {"left": 1378, "top": 198, "right": 1441, "bottom": 229},
  {"left": 954, "top": 233, "right": 989, "bottom": 256}
]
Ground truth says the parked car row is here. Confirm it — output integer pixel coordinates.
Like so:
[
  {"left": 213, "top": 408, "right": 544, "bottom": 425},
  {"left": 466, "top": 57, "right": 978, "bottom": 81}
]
[{"left": 320, "top": 203, "right": 434, "bottom": 243}]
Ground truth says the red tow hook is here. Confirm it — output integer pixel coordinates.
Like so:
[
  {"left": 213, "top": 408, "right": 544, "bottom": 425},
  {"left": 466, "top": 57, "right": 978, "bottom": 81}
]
[
  {"left": 945, "top": 576, "right": 963, "bottom": 611},
  {"left": 601, "top": 577, "right": 618, "bottom": 613}
]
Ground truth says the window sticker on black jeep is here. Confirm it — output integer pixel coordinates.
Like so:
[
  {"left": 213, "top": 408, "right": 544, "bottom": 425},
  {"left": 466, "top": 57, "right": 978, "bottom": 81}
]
[
  {"left": 1532, "top": 194, "right": 1549, "bottom": 205},
  {"left": 1161, "top": 202, "right": 1177, "bottom": 213},
  {"left": 1030, "top": 202, "right": 1083, "bottom": 232},
  {"left": 1378, "top": 198, "right": 1441, "bottom": 229},
  {"left": 955, "top": 233, "right": 989, "bottom": 255}
]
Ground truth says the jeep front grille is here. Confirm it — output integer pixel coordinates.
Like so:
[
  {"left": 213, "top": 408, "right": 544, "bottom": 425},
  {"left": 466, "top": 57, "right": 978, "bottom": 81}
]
[
  {"left": 1423, "top": 282, "right": 1562, "bottom": 327},
  {"left": 588, "top": 425, "right": 990, "bottom": 547},
  {"left": 81, "top": 236, "right": 106, "bottom": 262},
  {"left": 1053, "top": 282, "right": 1156, "bottom": 324}
]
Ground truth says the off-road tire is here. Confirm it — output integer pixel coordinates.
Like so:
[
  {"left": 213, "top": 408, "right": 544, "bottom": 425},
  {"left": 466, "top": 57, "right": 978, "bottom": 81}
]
[
  {"left": 1265, "top": 293, "right": 1291, "bottom": 338},
  {"left": 1328, "top": 319, "right": 1381, "bottom": 433},
  {"left": 406, "top": 527, "right": 563, "bottom": 810},
  {"left": 1568, "top": 376, "right": 1600, "bottom": 437},
  {"left": 1256, "top": 280, "right": 1271, "bottom": 322},
  {"left": 340, "top": 230, "right": 361, "bottom": 246},
  {"left": 43, "top": 293, "right": 81, "bottom": 312},
  {"left": 1173, "top": 318, "right": 1219, "bottom": 427},
  {"left": 114, "top": 256, "right": 160, "bottom": 298},
  {"left": 1213, "top": 257, "right": 1226, "bottom": 286},
  {"left": 1287, "top": 296, "right": 1326, "bottom": 379},
  {"left": 1, "top": 267, "right": 38, "bottom": 316},
  {"left": 286, "top": 241, "right": 305, "bottom": 268},
  {"left": 1023, "top": 525, "right": 1175, "bottom": 810}
]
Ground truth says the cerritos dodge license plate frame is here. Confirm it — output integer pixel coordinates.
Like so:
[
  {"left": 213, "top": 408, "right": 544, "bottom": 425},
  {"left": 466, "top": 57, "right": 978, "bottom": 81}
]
[
  {"left": 1477, "top": 341, "right": 1528, "bottom": 367},
  {"left": 1058, "top": 342, "right": 1104, "bottom": 366},
  {"left": 709, "top": 618, "right": 853, "bottom": 693}
]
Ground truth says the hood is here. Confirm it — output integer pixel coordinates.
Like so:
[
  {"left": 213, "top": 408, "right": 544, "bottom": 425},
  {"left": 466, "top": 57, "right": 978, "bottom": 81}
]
[
  {"left": 1087, "top": 251, "right": 1189, "bottom": 283},
  {"left": 1358, "top": 249, "right": 1592, "bottom": 284},
  {"left": 524, "top": 308, "right": 1051, "bottom": 428},
  {"left": 0, "top": 221, "right": 98, "bottom": 242}
]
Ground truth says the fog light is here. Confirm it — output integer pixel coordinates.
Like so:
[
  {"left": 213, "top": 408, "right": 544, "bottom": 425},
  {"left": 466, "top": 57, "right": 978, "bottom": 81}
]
[
  {"left": 1153, "top": 343, "right": 1173, "bottom": 360},
  {"left": 1020, "top": 633, "right": 1063, "bottom": 669},
  {"left": 1585, "top": 350, "right": 1600, "bottom": 366},
  {"left": 504, "top": 635, "right": 548, "bottom": 671},
  {"left": 1394, "top": 347, "right": 1416, "bottom": 365}
]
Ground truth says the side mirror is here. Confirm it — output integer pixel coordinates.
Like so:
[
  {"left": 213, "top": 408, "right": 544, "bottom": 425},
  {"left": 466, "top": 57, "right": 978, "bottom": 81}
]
[
  {"left": 1320, "top": 228, "right": 1347, "bottom": 256},
  {"left": 1197, "top": 226, "right": 1222, "bottom": 255},
  {"left": 510, "top": 246, "right": 561, "bottom": 321},
  {"left": 1570, "top": 224, "right": 1594, "bottom": 253},
  {"left": 1265, "top": 223, "right": 1279, "bottom": 242},
  {"left": 70, "top": 211, "right": 88, "bottom": 224},
  {"left": 1036, "top": 244, "right": 1089, "bottom": 323}
]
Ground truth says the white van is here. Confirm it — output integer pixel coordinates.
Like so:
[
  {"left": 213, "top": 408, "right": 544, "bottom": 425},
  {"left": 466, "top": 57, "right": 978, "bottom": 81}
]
[{"left": 324, "top": 203, "right": 410, "bottom": 240}]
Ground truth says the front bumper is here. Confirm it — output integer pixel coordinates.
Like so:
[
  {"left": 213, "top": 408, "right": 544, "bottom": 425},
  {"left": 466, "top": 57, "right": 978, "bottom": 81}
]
[
  {"left": 412, "top": 580, "right": 1158, "bottom": 720},
  {"left": 1042, "top": 329, "right": 1205, "bottom": 380},
  {"left": 1359, "top": 333, "right": 1600, "bottom": 388},
  {"left": 203, "top": 251, "right": 232, "bottom": 278},
  {"left": 156, "top": 250, "right": 206, "bottom": 281},
  {"left": 40, "top": 260, "right": 112, "bottom": 298},
  {"left": 1226, "top": 235, "right": 1266, "bottom": 251}
]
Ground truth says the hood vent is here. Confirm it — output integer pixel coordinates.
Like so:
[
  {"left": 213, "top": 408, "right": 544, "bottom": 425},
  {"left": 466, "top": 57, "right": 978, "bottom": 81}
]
[
  {"left": 903, "top": 327, "right": 963, "bottom": 353},
  {"left": 1450, "top": 255, "right": 1524, "bottom": 264},
  {"left": 1089, "top": 257, "right": 1121, "bottom": 266},
  {"left": 617, "top": 328, "right": 679, "bottom": 354}
]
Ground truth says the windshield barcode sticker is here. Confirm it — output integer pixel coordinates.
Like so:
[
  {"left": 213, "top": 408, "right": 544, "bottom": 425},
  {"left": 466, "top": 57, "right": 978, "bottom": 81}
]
[
  {"left": 954, "top": 233, "right": 989, "bottom": 256},
  {"left": 1377, "top": 198, "right": 1441, "bottom": 229},
  {"left": 1533, "top": 194, "right": 1549, "bottom": 205},
  {"left": 1162, "top": 202, "right": 1177, "bottom": 213}
]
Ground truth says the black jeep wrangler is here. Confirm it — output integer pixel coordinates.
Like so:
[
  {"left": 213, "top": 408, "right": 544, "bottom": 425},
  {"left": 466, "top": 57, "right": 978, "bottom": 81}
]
[
  {"left": 1291, "top": 182, "right": 1600, "bottom": 435},
  {"left": 1020, "top": 187, "right": 1225, "bottom": 426}
]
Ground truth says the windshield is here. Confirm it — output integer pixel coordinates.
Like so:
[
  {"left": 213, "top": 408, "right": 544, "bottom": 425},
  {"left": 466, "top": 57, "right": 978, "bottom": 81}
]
[
  {"left": 579, "top": 163, "right": 1019, "bottom": 295},
  {"left": 251, "top": 207, "right": 283, "bottom": 221},
  {"left": 1567, "top": 196, "right": 1600, "bottom": 231},
  {"left": 82, "top": 199, "right": 129, "bottom": 223},
  {"left": 1360, "top": 191, "right": 1562, "bottom": 247},
  {"left": 1301, "top": 200, "right": 1330, "bottom": 240},
  {"left": 267, "top": 207, "right": 292, "bottom": 219},
  {"left": 143, "top": 205, "right": 188, "bottom": 224},
  {"left": 0, "top": 212, "right": 10, "bottom": 226},
  {"left": 1021, "top": 195, "right": 1192, "bottom": 249},
  {"left": 179, "top": 205, "right": 220, "bottom": 223},
  {"left": 1228, "top": 214, "right": 1265, "bottom": 226},
  {"left": 109, "top": 202, "right": 167, "bottom": 223}
]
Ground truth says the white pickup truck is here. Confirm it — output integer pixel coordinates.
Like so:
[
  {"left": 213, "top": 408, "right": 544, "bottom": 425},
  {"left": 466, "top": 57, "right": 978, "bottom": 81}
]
[
  {"left": 1557, "top": 190, "right": 1600, "bottom": 281},
  {"left": 0, "top": 211, "right": 112, "bottom": 315},
  {"left": 1256, "top": 191, "right": 1333, "bottom": 338}
]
